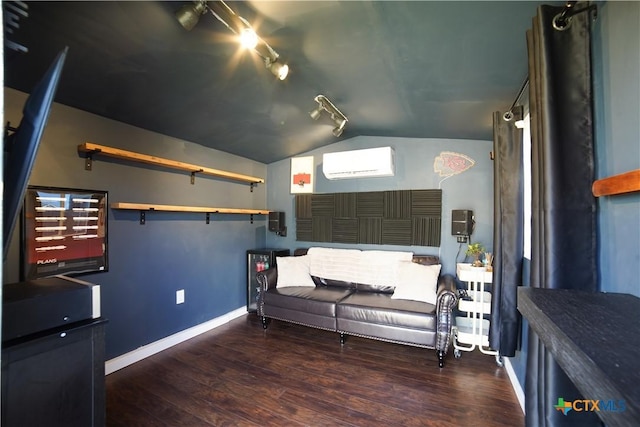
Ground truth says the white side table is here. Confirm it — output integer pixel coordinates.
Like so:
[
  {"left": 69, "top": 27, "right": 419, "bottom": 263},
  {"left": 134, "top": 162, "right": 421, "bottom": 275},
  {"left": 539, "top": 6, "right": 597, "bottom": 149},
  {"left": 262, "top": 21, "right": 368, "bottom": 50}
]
[{"left": 453, "top": 263, "right": 503, "bottom": 366}]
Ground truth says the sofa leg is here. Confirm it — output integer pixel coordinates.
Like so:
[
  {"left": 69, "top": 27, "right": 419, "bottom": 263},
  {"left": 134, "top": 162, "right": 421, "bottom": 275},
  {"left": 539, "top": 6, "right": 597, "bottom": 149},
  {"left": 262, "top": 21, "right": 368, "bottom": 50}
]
[
  {"left": 261, "top": 317, "right": 270, "bottom": 329},
  {"left": 437, "top": 350, "right": 445, "bottom": 368},
  {"left": 340, "top": 333, "right": 346, "bottom": 345}
]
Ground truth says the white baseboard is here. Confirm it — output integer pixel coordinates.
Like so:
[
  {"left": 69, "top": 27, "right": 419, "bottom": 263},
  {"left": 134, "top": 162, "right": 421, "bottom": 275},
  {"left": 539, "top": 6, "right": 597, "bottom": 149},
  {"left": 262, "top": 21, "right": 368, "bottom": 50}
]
[
  {"left": 105, "top": 307, "right": 247, "bottom": 375},
  {"left": 503, "top": 357, "right": 525, "bottom": 414}
]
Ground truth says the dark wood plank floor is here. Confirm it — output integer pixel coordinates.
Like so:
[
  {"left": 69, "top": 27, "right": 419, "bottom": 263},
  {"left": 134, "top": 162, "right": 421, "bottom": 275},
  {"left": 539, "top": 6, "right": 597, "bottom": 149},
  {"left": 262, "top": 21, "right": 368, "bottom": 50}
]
[{"left": 106, "top": 314, "right": 524, "bottom": 426}]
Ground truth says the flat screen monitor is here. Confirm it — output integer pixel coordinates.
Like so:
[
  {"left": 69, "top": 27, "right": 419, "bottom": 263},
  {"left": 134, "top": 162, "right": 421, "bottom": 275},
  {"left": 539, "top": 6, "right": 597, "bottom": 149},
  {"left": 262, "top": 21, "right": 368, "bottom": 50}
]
[
  {"left": 3, "top": 47, "right": 68, "bottom": 258},
  {"left": 21, "top": 186, "right": 108, "bottom": 280}
]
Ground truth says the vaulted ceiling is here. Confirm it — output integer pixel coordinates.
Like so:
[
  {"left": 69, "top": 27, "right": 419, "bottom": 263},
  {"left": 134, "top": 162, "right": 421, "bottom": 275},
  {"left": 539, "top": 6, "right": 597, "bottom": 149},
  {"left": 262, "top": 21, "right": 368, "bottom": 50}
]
[{"left": 4, "top": 1, "right": 554, "bottom": 164}]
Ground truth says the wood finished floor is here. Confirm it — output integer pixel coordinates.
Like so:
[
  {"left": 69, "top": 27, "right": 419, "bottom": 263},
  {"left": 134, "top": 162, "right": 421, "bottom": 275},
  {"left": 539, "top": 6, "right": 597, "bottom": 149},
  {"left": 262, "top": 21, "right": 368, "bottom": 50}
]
[{"left": 106, "top": 314, "right": 524, "bottom": 427}]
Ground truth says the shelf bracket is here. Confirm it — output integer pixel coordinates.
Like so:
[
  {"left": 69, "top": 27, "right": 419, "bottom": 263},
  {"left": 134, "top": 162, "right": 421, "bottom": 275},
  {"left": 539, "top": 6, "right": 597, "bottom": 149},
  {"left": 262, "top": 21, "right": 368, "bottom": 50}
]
[
  {"left": 139, "top": 211, "right": 146, "bottom": 225},
  {"left": 206, "top": 212, "right": 210, "bottom": 224},
  {"left": 250, "top": 183, "right": 255, "bottom": 193},
  {"left": 250, "top": 214, "right": 254, "bottom": 224},
  {"left": 83, "top": 148, "right": 102, "bottom": 171},
  {"left": 191, "top": 169, "right": 203, "bottom": 185}
]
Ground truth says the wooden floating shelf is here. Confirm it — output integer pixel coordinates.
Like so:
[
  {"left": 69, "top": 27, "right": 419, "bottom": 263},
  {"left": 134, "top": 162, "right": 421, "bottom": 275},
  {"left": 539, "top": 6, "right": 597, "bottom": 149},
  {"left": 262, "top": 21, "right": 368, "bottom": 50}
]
[
  {"left": 78, "top": 142, "right": 265, "bottom": 187},
  {"left": 592, "top": 168, "right": 640, "bottom": 197},
  {"left": 111, "top": 202, "right": 270, "bottom": 225},
  {"left": 111, "top": 202, "right": 269, "bottom": 215}
]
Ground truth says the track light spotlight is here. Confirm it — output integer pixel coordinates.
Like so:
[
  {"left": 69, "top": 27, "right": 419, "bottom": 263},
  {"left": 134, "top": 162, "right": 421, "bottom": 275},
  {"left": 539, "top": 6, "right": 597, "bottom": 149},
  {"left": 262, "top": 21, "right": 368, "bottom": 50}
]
[
  {"left": 309, "top": 106, "right": 323, "bottom": 120},
  {"left": 175, "top": 1, "right": 208, "bottom": 31},
  {"left": 266, "top": 58, "right": 289, "bottom": 81},
  {"left": 175, "top": 1, "right": 290, "bottom": 80},
  {"left": 309, "top": 95, "right": 348, "bottom": 137},
  {"left": 333, "top": 118, "right": 347, "bottom": 137}
]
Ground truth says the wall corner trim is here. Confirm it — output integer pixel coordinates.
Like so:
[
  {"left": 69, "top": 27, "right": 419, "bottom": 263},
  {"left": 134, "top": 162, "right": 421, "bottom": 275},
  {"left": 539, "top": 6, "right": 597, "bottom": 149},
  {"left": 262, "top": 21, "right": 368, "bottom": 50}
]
[
  {"left": 105, "top": 307, "right": 247, "bottom": 375},
  {"left": 503, "top": 357, "right": 525, "bottom": 415}
]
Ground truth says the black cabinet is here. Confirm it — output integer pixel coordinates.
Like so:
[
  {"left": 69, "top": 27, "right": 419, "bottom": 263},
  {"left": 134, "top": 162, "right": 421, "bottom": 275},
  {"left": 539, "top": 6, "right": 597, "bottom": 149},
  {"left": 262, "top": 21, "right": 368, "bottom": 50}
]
[
  {"left": 2, "top": 319, "right": 107, "bottom": 427},
  {"left": 247, "top": 248, "right": 289, "bottom": 312},
  {"left": 2, "top": 276, "right": 106, "bottom": 427}
]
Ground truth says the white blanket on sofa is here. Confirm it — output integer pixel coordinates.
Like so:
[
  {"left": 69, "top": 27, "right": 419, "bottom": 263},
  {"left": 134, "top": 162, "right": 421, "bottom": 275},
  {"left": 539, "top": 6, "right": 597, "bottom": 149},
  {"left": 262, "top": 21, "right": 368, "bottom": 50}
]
[{"left": 307, "top": 247, "right": 413, "bottom": 286}]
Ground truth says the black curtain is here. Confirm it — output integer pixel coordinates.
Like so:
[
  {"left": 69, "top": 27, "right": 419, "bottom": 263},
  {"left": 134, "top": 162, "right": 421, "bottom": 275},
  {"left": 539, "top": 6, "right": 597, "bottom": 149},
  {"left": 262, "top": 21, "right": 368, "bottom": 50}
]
[
  {"left": 490, "top": 107, "right": 524, "bottom": 357},
  {"left": 525, "top": 3, "right": 599, "bottom": 427}
]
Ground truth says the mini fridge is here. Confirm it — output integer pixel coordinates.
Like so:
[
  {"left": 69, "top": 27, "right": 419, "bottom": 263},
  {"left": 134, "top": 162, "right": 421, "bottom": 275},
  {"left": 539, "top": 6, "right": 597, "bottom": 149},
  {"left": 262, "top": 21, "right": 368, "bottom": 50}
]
[{"left": 247, "top": 248, "right": 289, "bottom": 312}]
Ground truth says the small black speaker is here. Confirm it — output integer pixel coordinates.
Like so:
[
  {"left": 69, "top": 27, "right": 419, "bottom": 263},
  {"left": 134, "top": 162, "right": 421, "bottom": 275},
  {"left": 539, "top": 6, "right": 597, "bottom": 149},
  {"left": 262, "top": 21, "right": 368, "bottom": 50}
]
[
  {"left": 269, "top": 211, "right": 285, "bottom": 233},
  {"left": 451, "top": 210, "right": 473, "bottom": 236}
]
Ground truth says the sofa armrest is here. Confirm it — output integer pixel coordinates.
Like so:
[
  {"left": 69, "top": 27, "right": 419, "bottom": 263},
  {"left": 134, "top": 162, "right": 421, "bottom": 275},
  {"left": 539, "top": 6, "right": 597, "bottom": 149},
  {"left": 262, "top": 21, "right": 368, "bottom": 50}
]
[
  {"left": 256, "top": 267, "right": 278, "bottom": 317},
  {"left": 435, "top": 274, "right": 458, "bottom": 352}
]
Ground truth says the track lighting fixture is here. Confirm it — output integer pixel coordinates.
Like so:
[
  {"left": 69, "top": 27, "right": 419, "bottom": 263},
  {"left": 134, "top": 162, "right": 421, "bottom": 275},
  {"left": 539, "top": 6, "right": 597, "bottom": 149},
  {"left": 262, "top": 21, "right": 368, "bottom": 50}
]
[
  {"left": 265, "top": 58, "right": 289, "bottom": 81},
  {"left": 175, "top": 1, "right": 208, "bottom": 31},
  {"left": 333, "top": 117, "right": 347, "bottom": 137},
  {"left": 175, "top": 1, "right": 289, "bottom": 80},
  {"left": 309, "top": 95, "right": 348, "bottom": 137}
]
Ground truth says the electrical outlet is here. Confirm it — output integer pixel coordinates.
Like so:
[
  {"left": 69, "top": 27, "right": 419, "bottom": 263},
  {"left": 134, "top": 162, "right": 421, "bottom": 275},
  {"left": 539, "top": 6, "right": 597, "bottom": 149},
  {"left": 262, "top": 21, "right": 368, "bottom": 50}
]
[{"left": 176, "top": 289, "right": 185, "bottom": 304}]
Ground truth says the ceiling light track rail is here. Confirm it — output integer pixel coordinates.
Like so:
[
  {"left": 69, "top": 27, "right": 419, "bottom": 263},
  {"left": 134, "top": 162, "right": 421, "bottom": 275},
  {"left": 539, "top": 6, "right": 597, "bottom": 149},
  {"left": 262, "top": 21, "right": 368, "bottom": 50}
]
[{"left": 78, "top": 142, "right": 264, "bottom": 191}]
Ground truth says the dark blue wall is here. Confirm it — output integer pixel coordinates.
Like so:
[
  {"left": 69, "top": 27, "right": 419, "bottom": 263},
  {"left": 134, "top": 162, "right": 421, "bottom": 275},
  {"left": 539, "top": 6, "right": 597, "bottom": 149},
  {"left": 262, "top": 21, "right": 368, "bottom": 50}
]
[
  {"left": 593, "top": 1, "right": 640, "bottom": 295},
  {"left": 3, "top": 88, "right": 268, "bottom": 359},
  {"left": 265, "top": 135, "right": 494, "bottom": 276}
]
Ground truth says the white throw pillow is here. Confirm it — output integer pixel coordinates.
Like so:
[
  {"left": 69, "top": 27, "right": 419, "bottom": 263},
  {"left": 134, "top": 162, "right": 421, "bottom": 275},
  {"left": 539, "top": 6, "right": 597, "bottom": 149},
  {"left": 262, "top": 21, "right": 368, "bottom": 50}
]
[
  {"left": 391, "top": 262, "right": 441, "bottom": 304},
  {"left": 276, "top": 255, "right": 316, "bottom": 288}
]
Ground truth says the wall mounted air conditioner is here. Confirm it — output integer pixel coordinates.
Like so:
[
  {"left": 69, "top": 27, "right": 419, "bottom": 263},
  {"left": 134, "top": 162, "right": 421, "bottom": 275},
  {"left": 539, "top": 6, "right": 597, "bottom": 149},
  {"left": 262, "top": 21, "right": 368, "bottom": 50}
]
[{"left": 322, "top": 147, "right": 395, "bottom": 180}]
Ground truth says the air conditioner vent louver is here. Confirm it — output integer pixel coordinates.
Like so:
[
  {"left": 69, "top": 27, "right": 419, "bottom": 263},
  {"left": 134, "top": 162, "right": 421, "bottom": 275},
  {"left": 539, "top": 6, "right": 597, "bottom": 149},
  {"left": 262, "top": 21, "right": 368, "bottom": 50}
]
[{"left": 322, "top": 147, "right": 395, "bottom": 180}]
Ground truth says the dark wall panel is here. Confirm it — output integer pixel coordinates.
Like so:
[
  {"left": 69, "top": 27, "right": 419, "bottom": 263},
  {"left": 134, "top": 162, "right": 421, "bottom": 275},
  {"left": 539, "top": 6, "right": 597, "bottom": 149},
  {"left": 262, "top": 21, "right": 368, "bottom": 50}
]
[
  {"left": 384, "top": 190, "right": 411, "bottom": 219},
  {"left": 356, "top": 192, "right": 384, "bottom": 217},
  {"left": 359, "top": 218, "right": 383, "bottom": 244},
  {"left": 311, "top": 194, "right": 335, "bottom": 217},
  {"left": 295, "top": 195, "right": 312, "bottom": 218},
  {"left": 312, "top": 217, "right": 332, "bottom": 242},
  {"left": 334, "top": 193, "right": 356, "bottom": 218},
  {"left": 296, "top": 219, "right": 312, "bottom": 241},
  {"left": 412, "top": 217, "right": 442, "bottom": 246},
  {"left": 332, "top": 218, "right": 359, "bottom": 244},
  {"left": 411, "top": 190, "right": 443, "bottom": 216},
  {"left": 295, "top": 189, "right": 442, "bottom": 247},
  {"left": 382, "top": 219, "right": 412, "bottom": 245}
]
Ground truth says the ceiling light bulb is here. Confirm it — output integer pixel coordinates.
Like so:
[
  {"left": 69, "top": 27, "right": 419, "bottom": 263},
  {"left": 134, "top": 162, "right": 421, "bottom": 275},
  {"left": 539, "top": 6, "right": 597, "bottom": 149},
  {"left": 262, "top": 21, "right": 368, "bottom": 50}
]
[
  {"left": 175, "top": 1, "right": 208, "bottom": 31},
  {"left": 239, "top": 28, "right": 258, "bottom": 49},
  {"left": 267, "top": 61, "right": 289, "bottom": 80},
  {"left": 309, "top": 106, "right": 323, "bottom": 120},
  {"left": 276, "top": 64, "right": 289, "bottom": 80},
  {"left": 332, "top": 119, "right": 346, "bottom": 137}
]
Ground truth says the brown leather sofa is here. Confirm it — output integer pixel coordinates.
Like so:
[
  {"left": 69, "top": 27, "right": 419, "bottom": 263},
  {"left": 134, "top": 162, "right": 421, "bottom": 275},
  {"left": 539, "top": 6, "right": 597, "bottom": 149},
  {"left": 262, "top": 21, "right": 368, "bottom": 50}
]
[{"left": 256, "top": 248, "right": 458, "bottom": 368}]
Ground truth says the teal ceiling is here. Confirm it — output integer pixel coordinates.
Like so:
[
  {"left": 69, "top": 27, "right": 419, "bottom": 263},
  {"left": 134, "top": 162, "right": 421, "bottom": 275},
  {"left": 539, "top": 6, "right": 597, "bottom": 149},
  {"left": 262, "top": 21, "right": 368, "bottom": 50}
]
[{"left": 4, "top": 1, "right": 559, "bottom": 163}]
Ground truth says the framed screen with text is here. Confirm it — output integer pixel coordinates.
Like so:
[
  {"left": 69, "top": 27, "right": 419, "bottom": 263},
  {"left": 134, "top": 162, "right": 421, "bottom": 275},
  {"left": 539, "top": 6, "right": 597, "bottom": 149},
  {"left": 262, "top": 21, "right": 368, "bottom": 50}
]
[{"left": 22, "top": 186, "right": 108, "bottom": 280}]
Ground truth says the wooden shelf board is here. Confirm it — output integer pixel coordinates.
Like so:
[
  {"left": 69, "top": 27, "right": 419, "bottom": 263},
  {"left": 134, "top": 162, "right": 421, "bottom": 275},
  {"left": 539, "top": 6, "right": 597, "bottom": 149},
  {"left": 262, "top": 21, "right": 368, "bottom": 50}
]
[
  {"left": 518, "top": 288, "right": 640, "bottom": 427},
  {"left": 78, "top": 142, "right": 265, "bottom": 185},
  {"left": 111, "top": 202, "right": 270, "bottom": 215},
  {"left": 592, "top": 169, "right": 640, "bottom": 197}
]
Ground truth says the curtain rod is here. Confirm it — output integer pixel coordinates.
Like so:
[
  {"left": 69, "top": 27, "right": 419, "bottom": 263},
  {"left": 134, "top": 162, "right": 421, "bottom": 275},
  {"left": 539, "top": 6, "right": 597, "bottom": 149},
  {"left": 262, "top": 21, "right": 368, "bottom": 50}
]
[
  {"left": 553, "top": 1, "right": 598, "bottom": 31},
  {"left": 503, "top": 78, "right": 529, "bottom": 121}
]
